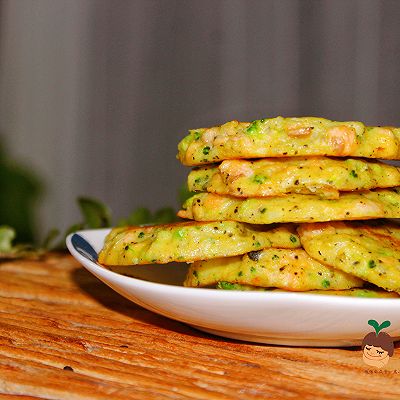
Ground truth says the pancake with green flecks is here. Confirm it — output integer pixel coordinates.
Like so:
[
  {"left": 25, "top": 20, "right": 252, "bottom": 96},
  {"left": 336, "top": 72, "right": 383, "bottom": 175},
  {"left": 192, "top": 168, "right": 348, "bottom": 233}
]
[
  {"left": 298, "top": 220, "right": 400, "bottom": 293},
  {"left": 188, "top": 157, "right": 400, "bottom": 199},
  {"left": 98, "top": 221, "right": 300, "bottom": 265},
  {"left": 177, "top": 117, "right": 400, "bottom": 166},
  {"left": 178, "top": 188, "right": 400, "bottom": 224},
  {"left": 184, "top": 248, "right": 363, "bottom": 290}
]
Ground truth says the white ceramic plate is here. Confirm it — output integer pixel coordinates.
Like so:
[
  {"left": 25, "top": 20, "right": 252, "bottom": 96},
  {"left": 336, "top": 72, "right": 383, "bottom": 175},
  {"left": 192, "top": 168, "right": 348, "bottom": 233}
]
[{"left": 67, "top": 229, "right": 400, "bottom": 347}]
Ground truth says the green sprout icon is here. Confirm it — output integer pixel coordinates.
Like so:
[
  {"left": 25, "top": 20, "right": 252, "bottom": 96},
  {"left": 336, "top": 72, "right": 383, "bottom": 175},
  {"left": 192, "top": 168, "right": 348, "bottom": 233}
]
[
  {"left": 362, "top": 320, "right": 394, "bottom": 368},
  {"left": 368, "top": 320, "right": 391, "bottom": 335}
]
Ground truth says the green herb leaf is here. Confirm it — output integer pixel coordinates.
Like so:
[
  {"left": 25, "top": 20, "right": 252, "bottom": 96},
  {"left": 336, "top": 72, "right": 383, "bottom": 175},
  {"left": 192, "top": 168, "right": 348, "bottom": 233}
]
[
  {"left": 0, "top": 226, "right": 16, "bottom": 252},
  {"left": 78, "top": 197, "right": 112, "bottom": 228},
  {"left": 0, "top": 141, "right": 42, "bottom": 243},
  {"left": 64, "top": 223, "right": 85, "bottom": 236},
  {"left": 0, "top": 225, "right": 40, "bottom": 259},
  {"left": 41, "top": 228, "right": 60, "bottom": 250},
  {"left": 60, "top": 223, "right": 85, "bottom": 250},
  {"left": 179, "top": 183, "right": 195, "bottom": 205}
]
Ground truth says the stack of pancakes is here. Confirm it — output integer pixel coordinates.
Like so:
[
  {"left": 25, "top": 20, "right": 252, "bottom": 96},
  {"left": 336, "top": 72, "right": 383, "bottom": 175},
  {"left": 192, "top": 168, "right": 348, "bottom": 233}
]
[{"left": 99, "top": 117, "right": 400, "bottom": 298}]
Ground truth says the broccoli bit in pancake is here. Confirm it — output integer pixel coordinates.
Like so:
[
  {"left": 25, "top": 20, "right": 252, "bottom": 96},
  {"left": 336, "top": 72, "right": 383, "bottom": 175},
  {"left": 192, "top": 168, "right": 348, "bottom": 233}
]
[
  {"left": 177, "top": 117, "right": 400, "bottom": 166},
  {"left": 216, "top": 281, "right": 269, "bottom": 291},
  {"left": 184, "top": 248, "right": 363, "bottom": 290},
  {"left": 188, "top": 157, "right": 400, "bottom": 199},
  {"left": 298, "top": 220, "right": 400, "bottom": 293},
  {"left": 98, "top": 221, "right": 300, "bottom": 265},
  {"left": 178, "top": 188, "right": 400, "bottom": 224}
]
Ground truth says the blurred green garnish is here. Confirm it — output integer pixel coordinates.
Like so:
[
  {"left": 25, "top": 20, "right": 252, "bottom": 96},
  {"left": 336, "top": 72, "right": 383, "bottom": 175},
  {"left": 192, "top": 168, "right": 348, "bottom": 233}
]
[
  {"left": 0, "top": 151, "right": 190, "bottom": 256},
  {"left": 0, "top": 225, "right": 38, "bottom": 259},
  {"left": 179, "top": 183, "right": 195, "bottom": 204},
  {"left": 0, "top": 141, "right": 41, "bottom": 243},
  {"left": 0, "top": 226, "right": 15, "bottom": 253},
  {"left": 78, "top": 197, "right": 112, "bottom": 228},
  {"left": 53, "top": 197, "right": 114, "bottom": 249}
]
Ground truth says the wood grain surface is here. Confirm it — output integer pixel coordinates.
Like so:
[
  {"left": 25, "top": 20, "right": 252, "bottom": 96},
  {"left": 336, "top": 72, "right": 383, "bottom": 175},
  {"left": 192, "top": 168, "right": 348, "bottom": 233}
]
[{"left": 0, "top": 253, "right": 399, "bottom": 400}]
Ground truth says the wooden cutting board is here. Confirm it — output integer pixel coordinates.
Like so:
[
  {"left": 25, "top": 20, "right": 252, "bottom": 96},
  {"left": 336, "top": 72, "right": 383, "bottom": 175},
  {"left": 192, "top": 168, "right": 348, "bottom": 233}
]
[{"left": 0, "top": 253, "right": 399, "bottom": 399}]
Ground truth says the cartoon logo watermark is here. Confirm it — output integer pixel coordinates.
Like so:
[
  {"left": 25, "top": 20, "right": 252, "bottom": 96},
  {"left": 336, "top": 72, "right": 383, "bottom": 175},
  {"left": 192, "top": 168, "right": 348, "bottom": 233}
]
[{"left": 362, "top": 320, "right": 394, "bottom": 368}]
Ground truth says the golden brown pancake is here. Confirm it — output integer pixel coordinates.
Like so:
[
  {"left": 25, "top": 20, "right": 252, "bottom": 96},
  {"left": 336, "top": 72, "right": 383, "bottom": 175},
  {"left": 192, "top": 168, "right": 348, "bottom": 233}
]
[
  {"left": 188, "top": 157, "right": 400, "bottom": 199},
  {"left": 98, "top": 221, "right": 300, "bottom": 265},
  {"left": 177, "top": 117, "right": 400, "bottom": 165},
  {"left": 185, "top": 248, "right": 363, "bottom": 290},
  {"left": 178, "top": 188, "right": 400, "bottom": 224},
  {"left": 298, "top": 220, "right": 400, "bottom": 293}
]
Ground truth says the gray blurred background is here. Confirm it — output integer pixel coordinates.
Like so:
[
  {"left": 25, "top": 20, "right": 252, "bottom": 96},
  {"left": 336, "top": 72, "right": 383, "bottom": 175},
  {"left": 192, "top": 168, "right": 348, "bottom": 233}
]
[{"left": 1, "top": 0, "right": 400, "bottom": 237}]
